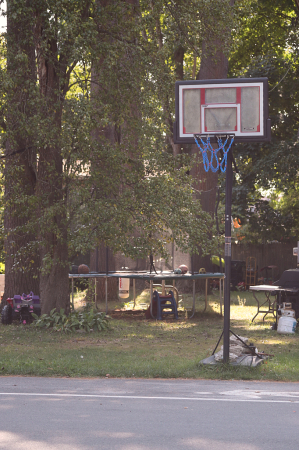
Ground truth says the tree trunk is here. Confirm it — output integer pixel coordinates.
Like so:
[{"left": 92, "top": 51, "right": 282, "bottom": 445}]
[
  {"left": 88, "top": 0, "right": 140, "bottom": 305},
  {"left": 191, "top": 0, "right": 235, "bottom": 273},
  {"left": 4, "top": 151, "right": 40, "bottom": 300},
  {"left": 173, "top": 44, "right": 185, "bottom": 156},
  {"left": 35, "top": 24, "right": 69, "bottom": 314},
  {"left": 37, "top": 130, "right": 69, "bottom": 314},
  {"left": 90, "top": 41, "right": 119, "bottom": 305}
]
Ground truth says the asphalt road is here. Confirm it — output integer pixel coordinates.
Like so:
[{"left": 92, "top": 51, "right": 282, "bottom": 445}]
[{"left": 1, "top": 377, "right": 299, "bottom": 449}]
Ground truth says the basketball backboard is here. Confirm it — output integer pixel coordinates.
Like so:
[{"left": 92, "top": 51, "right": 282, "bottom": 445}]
[{"left": 173, "top": 78, "right": 271, "bottom": 144}]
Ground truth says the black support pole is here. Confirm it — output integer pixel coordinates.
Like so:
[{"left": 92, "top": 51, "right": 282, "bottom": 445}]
[
  {"left": 95, "top": 246, "right": 99, "bottom": 273},
  {"left": 106, "top": 246, "right": 109, "bottom": 275},
  {"left": 223, "top": 149, "right": 233, "bottom": 363}
]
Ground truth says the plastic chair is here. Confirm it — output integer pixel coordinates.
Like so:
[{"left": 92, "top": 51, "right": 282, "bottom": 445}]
[{"left": 153, "top": 290, "right": 178, "bottom": 320}]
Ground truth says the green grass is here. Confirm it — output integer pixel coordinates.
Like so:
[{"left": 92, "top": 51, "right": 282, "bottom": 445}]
[{"left": 1, "top": 289, "right": 299, "bottom": 380}]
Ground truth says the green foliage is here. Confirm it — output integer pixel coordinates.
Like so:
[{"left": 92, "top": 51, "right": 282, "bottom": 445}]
[
  {"left": 1, "top": 0, "right": 227, "bottom": 285},
  {"left": 226, "top": 0, "right": 299, "bottom": 242},
  {"left": 31, "top": 307, "right": 110, "bottom": 333},
  {"left": 3, "top": 0, "right": 298, "bottom": 262}
]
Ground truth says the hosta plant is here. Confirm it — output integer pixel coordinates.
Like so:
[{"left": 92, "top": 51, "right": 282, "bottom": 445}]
[{"left": 31, "top": 308, "right": 110, "bottom": 332}]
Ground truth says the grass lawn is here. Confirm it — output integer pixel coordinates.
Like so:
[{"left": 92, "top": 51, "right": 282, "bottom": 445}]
[{"left": 0, "top": 288, "right": 299, "bottom": 381}]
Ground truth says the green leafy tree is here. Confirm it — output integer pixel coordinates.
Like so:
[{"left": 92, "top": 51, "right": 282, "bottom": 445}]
[
  {"left": 228, "top": 0, "right": 299, "bottom": 242},
  {"left": 3, "top": 0, "right": 40, "bottom": 299},
  {"left": 1, "top": 0, "right": 225, "bottom": 313}
]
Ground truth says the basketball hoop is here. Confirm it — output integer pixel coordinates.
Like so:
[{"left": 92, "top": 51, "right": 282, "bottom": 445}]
[
  {"left": 194, "top": 134, "right": 235, "bottom": 173},
  {"left": 173, "top": 78, "right": 271, "bottom": 364}
]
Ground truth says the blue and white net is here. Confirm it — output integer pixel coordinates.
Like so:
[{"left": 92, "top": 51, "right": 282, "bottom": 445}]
[{"left": 194, "top": 134, "right": 234, "bottom": 173}]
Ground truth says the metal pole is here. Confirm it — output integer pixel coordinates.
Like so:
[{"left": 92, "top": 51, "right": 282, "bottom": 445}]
[
  {"left": 105, "top": 247, "right": 109, "bottom": 314},
  {"left": 95, "top": 277, "right": 97, "bottom": 310},
  {"left": 71, "top": 277, "right": 74, "bottom": 310},
  {"left": 95, "top": 246, "right": 98, "bottom": 273},
  {"left": 189, "top": 279, "right": 196, "bottom": 319},
  {"left": 223, "top": 149, "right": 233, "bottom": 363},
  {"left": 192, "top": 280, "right": 195, "bottom": 317},
  {"left": 150, "top": 279, "right": 154, "bottom": 318},
  {"left": 105, "top": 276, "right": 108, "bottom": 314},
  {"left": 133, "top": 279, "right": 136, "bottom": 309},
  {"left": 219, "top": 277, "right": 223, "bottom": 316},
  {"left": 172, "top": 241, "right": 175, "bottom": 271},
  {"left": 106, "top": 247, "right": 109, "bottom": 275}
]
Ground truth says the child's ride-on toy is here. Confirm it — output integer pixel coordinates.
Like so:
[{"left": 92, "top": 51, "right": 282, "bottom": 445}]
[{"left": 1, "top": 292, "right": 41, "bottom": 325}]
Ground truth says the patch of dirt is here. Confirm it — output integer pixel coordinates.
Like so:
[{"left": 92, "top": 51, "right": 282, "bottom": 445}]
[
  {"left": 109, "top": 309, "right": 147, "bottom": 321},
  {"left": 109, "top": 309, "right": 187, "bottom": 323}
]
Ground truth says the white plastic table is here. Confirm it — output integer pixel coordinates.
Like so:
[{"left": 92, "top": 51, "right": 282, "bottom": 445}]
[{"left": 249, "top": 285, "right": 280, "bottom": 322}]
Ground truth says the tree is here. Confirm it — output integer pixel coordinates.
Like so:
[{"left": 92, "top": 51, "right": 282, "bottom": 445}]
[
  {"left": 3, "top": 0, "right": 39, "bottom": 301},
  {"left": 136, "top": 0, "right": 234, "bottom": 271},
  {"left": 191, "top": 0, "right": 235, "bottom": 270},
  {"left": 2, "top": 0, "right": 98, "bottom": 312},
  {"left": 227, "top": 0, "right": 299, "bottom": 242},
  {"left": 1, "top": 0, "right": 219, "bottom": 313}
]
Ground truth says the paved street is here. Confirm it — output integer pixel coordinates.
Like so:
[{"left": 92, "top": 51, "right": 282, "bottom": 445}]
[{"left": 1, "top": 377, "right": 299, "bottom": 449}]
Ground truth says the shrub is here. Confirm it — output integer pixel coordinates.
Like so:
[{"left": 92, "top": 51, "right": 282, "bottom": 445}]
[{"left": 31, "top": 307, "right": 110, "bottom": 332}]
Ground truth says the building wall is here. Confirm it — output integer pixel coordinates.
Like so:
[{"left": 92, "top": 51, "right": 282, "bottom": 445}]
[{"left": 74, "top": 242, "right": 297, "bottom": 288}]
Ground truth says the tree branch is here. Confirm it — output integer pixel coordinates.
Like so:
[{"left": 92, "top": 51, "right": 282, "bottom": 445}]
[{"left": 0, "top": 146, "right": 33, "bottom": 159}]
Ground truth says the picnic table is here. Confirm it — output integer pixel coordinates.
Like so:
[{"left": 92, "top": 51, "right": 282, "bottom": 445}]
[{"left": 249, "top": 284, "right": 280, "bottom": 322}]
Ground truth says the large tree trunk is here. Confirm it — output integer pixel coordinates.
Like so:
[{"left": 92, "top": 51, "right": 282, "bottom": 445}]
[
  {"left": 88, "top": 0, "right": 140, "bottom": 305},
  {"left": 4, "top": 150, "right": 40, "bottom": 300},
  {"left": 37, "top": 146, "right": 69, "bottom": 314},
  {"left": 35, "top": 25, "right": 69, "bottom": 315},
  {"left": 90, "top": 59, "right": 119, "bottom": 304},
  {"left": 3, "top": 0, "right": 40, "bottom": 303},
  {"left": 191, "top": 0, "right": 235, "bottom": 273},
  {"left": 36, "top": 119, "right": 69, "bottom": 315}
]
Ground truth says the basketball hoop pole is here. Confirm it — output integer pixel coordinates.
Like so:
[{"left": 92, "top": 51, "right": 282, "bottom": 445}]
[
  {"left": 223, "top": 145, "right": 233, "bottom": 363},
  {"left": 193, "top": 132, "right": 235, "bottom": 363}
]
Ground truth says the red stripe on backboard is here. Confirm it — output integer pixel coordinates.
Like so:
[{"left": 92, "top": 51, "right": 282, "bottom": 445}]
[
  {"left": 201, "top": 88, "right": 205, "bottom": 105},
  {"left": 236, "top": 87, "right": 241, "bottom": 104},
  {"left": 183, "top": 126, "right": 186, "bottom": 134},
  {"left": 257, "top": 124, "right": 260, "bottom": 132}
]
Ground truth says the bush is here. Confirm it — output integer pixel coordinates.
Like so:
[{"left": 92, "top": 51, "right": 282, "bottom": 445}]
[{"left": 31, "top": 307, "right": 110, "bottom": 332}]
